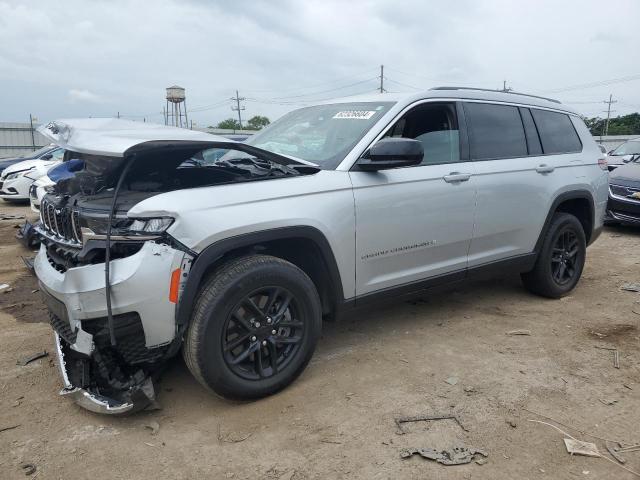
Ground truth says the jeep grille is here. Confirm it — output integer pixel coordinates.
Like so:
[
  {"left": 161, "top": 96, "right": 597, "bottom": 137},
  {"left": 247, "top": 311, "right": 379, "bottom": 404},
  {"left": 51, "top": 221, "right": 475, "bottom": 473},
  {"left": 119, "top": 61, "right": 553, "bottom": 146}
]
[{"left": 40, "top": 198, "right": 82, "bottom": 245}]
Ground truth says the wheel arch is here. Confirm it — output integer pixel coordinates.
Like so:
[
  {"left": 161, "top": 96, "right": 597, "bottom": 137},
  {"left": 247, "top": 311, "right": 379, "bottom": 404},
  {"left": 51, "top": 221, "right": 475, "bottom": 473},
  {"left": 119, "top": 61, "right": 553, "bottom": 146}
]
[
  {"left": 534, "top": 190, "right": 596, "bottom": 253},
  {"left": 175, "top": 226, "right": 344, "bottom": 331}
]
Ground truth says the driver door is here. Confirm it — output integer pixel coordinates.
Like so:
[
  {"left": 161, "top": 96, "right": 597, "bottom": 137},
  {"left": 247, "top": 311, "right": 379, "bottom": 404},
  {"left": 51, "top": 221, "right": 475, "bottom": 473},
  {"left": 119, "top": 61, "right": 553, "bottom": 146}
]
[{"left": 349, "top": 101, "right": 477, "bottom": 297}]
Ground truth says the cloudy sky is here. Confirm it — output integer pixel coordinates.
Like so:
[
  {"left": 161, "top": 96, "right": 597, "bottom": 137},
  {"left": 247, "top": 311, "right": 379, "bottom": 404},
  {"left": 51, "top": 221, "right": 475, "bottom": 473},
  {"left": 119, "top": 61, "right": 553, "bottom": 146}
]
[{"left": 1, "top": 0, "right": 639, "bottom": 127}]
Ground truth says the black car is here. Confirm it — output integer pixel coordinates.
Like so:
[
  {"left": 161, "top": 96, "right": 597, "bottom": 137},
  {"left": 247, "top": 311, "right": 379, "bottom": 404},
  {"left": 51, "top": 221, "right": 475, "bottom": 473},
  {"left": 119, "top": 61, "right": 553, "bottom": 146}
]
[
  {"left": 606, "top": 157, "right": 640, "bottom": 225},
  {"left": 0, "top": 144, "right": 59, "bottom": 176}
]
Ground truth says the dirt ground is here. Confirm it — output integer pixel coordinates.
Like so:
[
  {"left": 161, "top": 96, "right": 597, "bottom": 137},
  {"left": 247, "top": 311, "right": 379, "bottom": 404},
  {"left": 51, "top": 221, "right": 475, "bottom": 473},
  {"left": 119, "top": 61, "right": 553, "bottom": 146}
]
[{"left": 1, "top": 202, "right": 639, "bottom": 480}]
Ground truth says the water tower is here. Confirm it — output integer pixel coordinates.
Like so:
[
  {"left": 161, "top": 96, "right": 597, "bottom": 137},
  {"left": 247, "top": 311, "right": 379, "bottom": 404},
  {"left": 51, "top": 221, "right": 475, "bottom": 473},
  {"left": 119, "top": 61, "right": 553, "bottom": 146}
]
[{"left": 165, "top": 85, "right": 188, "bottom": 128}]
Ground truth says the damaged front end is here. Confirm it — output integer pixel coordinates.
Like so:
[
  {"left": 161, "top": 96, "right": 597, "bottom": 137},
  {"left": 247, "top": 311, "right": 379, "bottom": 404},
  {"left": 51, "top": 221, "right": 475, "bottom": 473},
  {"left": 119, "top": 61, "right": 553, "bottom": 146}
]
[
  {"left": 55, "top": 333, "right": 156, "bottom": 415},
  {"left": 37, "top": 239, "right": 190, "bottom": 415},
  {"left": 34, "top": 120, "right": 319, "bottom": 414}
]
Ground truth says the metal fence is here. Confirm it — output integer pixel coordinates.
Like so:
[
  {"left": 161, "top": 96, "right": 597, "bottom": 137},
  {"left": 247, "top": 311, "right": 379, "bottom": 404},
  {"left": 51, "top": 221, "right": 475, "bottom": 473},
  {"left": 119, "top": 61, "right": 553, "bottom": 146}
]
[{"left": 0, "top": 122, "right": 49, "bottom": 158}]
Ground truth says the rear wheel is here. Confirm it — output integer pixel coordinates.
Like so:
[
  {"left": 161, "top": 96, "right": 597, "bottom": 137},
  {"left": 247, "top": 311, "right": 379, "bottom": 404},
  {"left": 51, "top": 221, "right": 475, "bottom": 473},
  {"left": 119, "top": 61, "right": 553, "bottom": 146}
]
[
  {"left": 183, "top": 255, "right": 322, "bottom": 400},
  {"left": 521, "top": 213, "right": 586, "bottom": 298}
]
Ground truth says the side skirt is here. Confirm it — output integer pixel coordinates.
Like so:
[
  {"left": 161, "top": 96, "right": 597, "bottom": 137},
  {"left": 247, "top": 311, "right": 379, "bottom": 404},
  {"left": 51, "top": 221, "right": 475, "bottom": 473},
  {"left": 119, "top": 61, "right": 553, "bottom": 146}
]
[{"left": 336, "top": 252, "right": 537, "bottom": 318}]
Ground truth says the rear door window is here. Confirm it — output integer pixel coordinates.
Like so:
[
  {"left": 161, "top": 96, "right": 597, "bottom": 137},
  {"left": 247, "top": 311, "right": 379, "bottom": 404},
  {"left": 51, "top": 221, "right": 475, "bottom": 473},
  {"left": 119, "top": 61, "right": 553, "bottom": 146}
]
[
  {"left": 519, "top": 108, "right": 543, "bottom": 155},
  {"left": 464, "top": 102, "right": 528, "bottom": 160},
  {"left": 530, "top": 109, "right": 582, "bottom": 154}
]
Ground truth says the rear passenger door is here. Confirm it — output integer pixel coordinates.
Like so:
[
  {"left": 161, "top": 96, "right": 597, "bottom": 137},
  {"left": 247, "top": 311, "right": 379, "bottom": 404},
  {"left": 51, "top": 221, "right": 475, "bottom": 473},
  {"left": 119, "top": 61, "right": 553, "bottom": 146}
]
[{"left": 464, "top": 102, "right": 583, "bottom": 266}]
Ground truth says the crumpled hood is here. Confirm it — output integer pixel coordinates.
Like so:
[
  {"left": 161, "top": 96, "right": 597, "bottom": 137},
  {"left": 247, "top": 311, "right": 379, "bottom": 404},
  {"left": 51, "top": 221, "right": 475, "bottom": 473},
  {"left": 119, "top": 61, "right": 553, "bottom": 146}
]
[
  {"left": 38, "top": 118, "right": 236, "bottom": 157},
  {"left": 37, "top": 118, "right": 318, "bottom": 169}
]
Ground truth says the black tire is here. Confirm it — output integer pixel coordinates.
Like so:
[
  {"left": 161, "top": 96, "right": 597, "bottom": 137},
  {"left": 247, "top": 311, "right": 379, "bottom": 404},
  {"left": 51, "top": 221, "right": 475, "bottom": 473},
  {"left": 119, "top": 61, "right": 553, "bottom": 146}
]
[
  {"left": 521, "top": 212, "right": 586, "bottom": 298},
  {"left": 183, "top": 254, "right": 322, "bottom": 400}
]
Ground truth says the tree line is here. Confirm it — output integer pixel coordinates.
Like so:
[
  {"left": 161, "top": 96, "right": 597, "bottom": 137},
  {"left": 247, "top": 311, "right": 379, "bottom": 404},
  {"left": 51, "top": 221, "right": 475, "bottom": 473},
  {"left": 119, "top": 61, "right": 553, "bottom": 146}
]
[
  {"left": 210, "top": 115, "right": 270, "bottom": 131},
  {"left": 584, "top": 113, "right": 640, "bottom": 136}
]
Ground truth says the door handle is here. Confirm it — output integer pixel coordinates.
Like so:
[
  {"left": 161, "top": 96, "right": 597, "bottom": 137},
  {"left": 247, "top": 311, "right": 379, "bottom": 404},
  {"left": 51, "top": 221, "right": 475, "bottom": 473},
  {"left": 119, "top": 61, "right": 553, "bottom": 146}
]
[
  {"left": 443, "top": 172, "right": 472, "bottom": 183},
  {"left": 536, "top": 164, "right": 555, "bottom": 174}
]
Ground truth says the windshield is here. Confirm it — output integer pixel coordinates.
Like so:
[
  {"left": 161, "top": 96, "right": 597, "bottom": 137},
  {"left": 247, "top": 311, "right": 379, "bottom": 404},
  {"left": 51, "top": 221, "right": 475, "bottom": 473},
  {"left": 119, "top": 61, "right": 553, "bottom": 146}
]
[
  {"left": 246, "top": 102, "right": 395, "bottom": 169},
  {"left": 26, "top": 145, "right": 55, "bottom": 158},
  {"left": 611, "top": 141, "right": 640, "bottom": 156}
]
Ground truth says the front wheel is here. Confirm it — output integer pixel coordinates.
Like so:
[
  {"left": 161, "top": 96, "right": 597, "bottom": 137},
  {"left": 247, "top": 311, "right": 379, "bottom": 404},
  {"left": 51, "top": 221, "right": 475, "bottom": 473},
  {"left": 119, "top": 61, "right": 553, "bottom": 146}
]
[
  {"left": 183, "top": 255, "right": 322, "bottom": 400},
  {"left": 521, "top": 212, "right": 586, "bottom": 298}
]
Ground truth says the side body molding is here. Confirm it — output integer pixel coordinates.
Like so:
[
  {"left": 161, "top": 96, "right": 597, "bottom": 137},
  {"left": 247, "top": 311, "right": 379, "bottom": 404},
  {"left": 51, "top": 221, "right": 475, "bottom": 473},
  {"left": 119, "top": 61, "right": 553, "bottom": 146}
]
[{"left": 175, "top": 226, "right": 345, "bottom": 330}]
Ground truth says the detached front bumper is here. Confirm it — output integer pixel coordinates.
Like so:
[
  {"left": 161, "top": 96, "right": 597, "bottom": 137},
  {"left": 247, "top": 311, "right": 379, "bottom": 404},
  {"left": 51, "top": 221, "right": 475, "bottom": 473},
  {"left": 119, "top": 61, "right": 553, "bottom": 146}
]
[
  {"left": 35, "top": 241, "right": 189, "bottom": 414},
  {"left": 54, "top": 333, "right": 139, "bottom": 414}
]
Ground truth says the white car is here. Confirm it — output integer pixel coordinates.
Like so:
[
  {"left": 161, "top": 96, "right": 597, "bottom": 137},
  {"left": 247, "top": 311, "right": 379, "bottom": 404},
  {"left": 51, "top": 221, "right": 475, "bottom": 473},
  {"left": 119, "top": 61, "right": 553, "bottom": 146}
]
[
  {"left": 0, "top": 148, "right": 64, "bottom": 201},
  {"left": 29, "top": 173, "right": 56, "bottom": 212}
]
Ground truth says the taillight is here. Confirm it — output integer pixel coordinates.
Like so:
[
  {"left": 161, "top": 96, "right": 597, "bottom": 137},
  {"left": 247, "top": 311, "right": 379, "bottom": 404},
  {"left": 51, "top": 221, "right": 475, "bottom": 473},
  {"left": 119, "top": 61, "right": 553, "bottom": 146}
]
[{"left": 598, "top": 157, "right": 608, "bottom": 171}]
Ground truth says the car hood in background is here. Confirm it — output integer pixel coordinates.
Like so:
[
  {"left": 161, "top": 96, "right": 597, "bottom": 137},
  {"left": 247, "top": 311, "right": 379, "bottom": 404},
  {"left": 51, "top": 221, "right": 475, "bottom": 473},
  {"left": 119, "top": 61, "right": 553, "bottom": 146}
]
[
  {"left": 2, "top": 158, "right": 55, "bottom": 176},
  {"left": 609, "top": 162, "right": 640, "bottom": 187},
  {"left": 0, "top": 157, "right": 26, "bottom": 174}
]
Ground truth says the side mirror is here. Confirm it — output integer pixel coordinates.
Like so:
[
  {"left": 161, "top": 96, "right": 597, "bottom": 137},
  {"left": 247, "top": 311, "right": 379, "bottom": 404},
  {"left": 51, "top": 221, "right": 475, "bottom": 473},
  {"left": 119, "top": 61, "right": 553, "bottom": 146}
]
[
  {"left": 357, "top": 138, "right": 423, "bottom": 171},
  {"left": 41, "top": 153, "right": 53, "bottom": 160}
]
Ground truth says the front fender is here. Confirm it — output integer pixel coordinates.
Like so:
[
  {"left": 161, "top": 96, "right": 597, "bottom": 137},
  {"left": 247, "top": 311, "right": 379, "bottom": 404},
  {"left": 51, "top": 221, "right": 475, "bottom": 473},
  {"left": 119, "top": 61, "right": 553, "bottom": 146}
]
[{"left": 174, "top": 226, "right": 345, "bottom": 330}]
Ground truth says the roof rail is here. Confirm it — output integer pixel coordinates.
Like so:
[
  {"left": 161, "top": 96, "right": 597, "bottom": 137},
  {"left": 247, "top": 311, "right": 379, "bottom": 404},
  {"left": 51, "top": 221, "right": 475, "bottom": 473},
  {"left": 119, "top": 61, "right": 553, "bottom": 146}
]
[{"left": 430, "top": 86, "right": 561, "bottom": 104}]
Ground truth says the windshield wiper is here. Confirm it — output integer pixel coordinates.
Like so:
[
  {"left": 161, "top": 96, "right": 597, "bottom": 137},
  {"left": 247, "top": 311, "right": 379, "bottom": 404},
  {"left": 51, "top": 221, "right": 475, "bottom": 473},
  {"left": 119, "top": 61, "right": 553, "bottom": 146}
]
[{"left": 217, "top": 157, "right": 300, "bottom": 176}]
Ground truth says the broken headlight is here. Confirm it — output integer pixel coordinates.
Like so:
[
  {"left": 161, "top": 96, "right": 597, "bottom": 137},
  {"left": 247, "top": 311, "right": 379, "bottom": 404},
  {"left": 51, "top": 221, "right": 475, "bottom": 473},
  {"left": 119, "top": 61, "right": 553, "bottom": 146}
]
[
  {"left": 3, "top": 167, "right": 34, "bottom": 180},
  {"left": 128, "top": 217, "right": 174, "bottom": 234},
  {"left": 80, "top": 215, "right": 173, "bottom": 236}
]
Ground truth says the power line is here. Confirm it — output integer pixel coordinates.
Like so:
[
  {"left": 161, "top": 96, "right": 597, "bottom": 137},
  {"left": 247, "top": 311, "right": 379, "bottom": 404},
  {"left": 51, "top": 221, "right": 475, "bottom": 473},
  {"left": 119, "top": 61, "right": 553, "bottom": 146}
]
[
  {"left": 243, "top": 69, "right": 378, "bottom": 94},
  {"left": 384, "top": 78, "right": 422, "bottom": 91},
  {"left": 383, "top": 66, "right": 437, "bottom": 82},
  {"left": 543, "top": 73, "right": 640, "bottom": 94},
  {"left": 563, "top": 101, "right": 604, "bottom": 105},
  {"left": 246, "top": 87, "right": 380, "bottom": 106},
  {"left": 268, "top": 77, "right": 379, "bottom": 100},
  {"left": 188, "top": 99, "right": 231, "bottom": 112}
]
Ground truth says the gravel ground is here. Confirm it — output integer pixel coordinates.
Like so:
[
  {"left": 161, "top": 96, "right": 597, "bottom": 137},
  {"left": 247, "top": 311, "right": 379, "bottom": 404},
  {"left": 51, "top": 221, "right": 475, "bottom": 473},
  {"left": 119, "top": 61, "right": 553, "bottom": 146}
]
[{"left": 1, "top": 202, "right": 639, "bottom": 480}]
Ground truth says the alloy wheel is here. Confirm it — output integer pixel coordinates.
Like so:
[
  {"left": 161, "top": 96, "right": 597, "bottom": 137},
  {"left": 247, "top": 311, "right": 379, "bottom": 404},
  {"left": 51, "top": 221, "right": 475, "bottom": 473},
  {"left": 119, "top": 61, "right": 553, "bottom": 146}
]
[
  {"left": 550, "top": 229, "right": 579, "bottom": 286},
  {"left": 222, "top": 286, "right": 305, "bottom": 381}
]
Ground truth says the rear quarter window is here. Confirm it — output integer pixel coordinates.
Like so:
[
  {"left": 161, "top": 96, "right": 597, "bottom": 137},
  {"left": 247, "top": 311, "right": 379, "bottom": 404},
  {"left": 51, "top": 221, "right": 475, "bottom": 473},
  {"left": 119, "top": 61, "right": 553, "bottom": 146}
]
[
  {"left": 464, "top": 102, "right": 528, "bottom": 160},
  {"left": 530, "top": 109, "right": 582, "bottom": 154}
]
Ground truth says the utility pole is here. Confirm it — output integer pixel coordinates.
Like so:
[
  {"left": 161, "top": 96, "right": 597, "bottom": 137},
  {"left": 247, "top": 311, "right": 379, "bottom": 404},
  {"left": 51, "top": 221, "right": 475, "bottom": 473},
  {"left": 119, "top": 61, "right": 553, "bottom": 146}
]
[
  {"left": 231, "top": 90, "right": 246, "bottom": 129},
  {"left": 602, "top": 94, "right": 617, "bottom": 137},
  {"left": 117, "top": 111, "right": 120, "bottom": 119},
  {"left": 379, "top": 65, "right": 385, "bottom": 93},
  {"left": 29, "top": 114, "right": 36, "bottom": 151}
]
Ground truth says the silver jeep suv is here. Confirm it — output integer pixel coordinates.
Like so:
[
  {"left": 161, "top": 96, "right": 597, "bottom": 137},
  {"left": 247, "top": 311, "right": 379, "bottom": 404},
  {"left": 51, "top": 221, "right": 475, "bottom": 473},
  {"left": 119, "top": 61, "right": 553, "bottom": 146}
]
[{"left": 34, "top": 87, "right": 608, "bottom": 414}]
